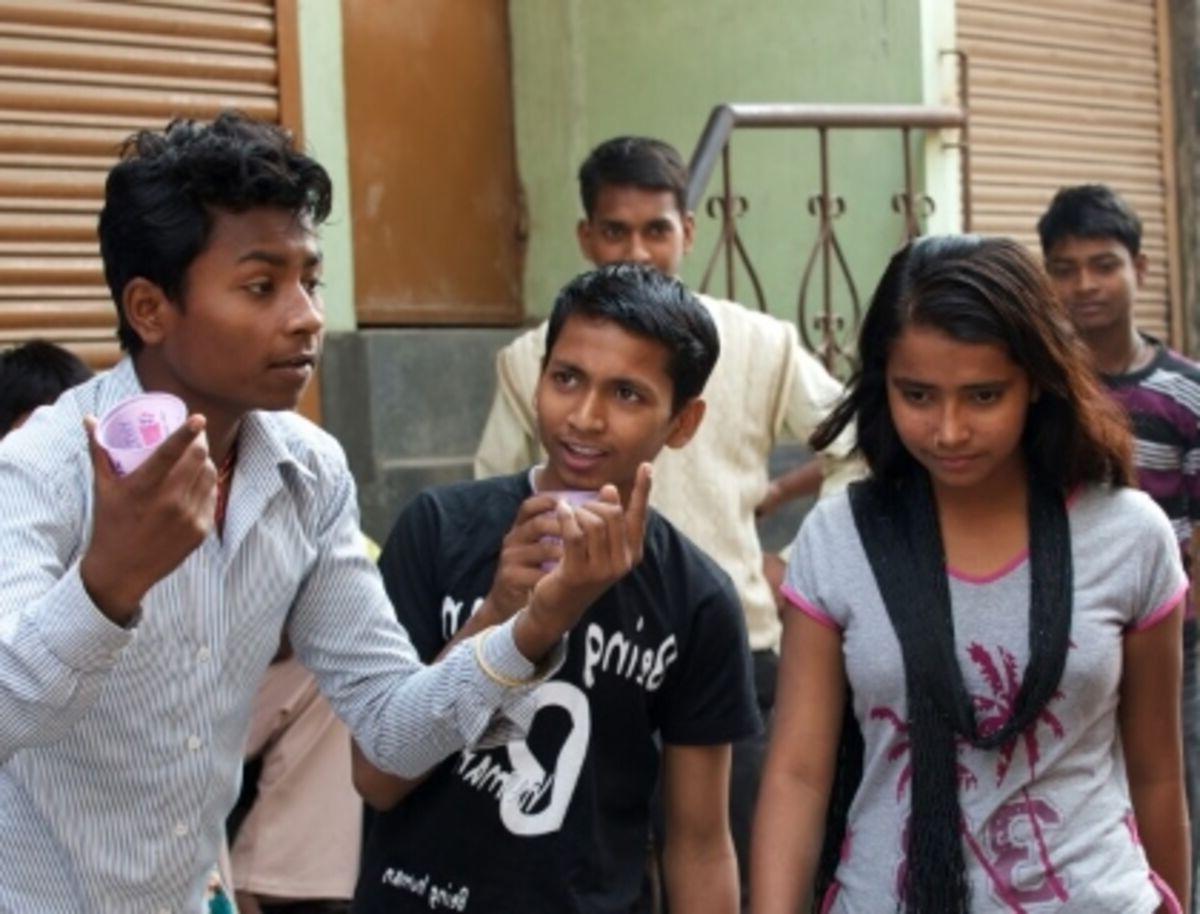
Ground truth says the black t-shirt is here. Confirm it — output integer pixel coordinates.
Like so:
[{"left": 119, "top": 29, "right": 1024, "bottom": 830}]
[{"left": 354, "top": 472, "right": 760, "bottom": 914}]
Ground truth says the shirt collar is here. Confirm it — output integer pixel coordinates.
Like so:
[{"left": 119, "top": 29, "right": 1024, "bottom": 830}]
[{"left": 237, "top": 411, "right": 317, "bottom": 484}]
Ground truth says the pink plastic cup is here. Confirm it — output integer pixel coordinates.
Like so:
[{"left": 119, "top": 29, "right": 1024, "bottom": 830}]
[
  {"left": 97, "top": 392, "right": 188, "bottom": 476},
  {"left": 540, "top": 489, "right": 599, "bottom": 571}
]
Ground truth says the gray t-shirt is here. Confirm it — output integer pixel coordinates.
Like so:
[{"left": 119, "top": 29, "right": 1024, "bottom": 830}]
[{"left": 783, "top": 484, "right": 1188, "bottom": 913}]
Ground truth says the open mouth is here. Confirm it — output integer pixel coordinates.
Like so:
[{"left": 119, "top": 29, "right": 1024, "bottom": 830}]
[
  {"left": 271, "top": 353, "right": 317, "bottom": 370},
  {"left": 558, "top": 439, "right": 609, "bottom": 472},
  {"left": 563, "top": 441, "right": 604, "bottom": 458}
]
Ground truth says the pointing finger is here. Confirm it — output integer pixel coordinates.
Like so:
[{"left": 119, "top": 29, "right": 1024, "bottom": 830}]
[{"left": 624, "top": 463, "right": 653, "bottom": 563}]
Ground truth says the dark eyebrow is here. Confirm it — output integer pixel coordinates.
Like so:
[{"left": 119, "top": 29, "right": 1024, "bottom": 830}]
[
  {"left": 891, "top": 376, "right": 1010, "bottom": 390},
  {"left": 236, "top": 250, "right": 324, "bottom": 267},
  {"left": 546, "top": 357, "right": 583, "bottom": 374},
  {"left": 962, "top": 380, "right": 1010, "bottom": 391},
  {"left": 610, "top": 376, "right": 655, "bottom": 398},
  {"left": 236, "top": 250, "right": 287, "bottom": 267},
  {"left": 611, "top": 374, "right": 648, "bottom": 389}
]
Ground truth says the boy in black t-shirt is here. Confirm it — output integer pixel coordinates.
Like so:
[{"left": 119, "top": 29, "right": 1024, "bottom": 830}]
[{"left": 352, "top": 264, "right": 760, "bottom": 914}]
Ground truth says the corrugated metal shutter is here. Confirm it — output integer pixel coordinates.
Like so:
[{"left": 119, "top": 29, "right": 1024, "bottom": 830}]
[
  {"left": 957, "top": 0, "right": 1180, "bottom": 343},
  {"left": 0, "top": 0, "right": 290, "bottom": 368}
]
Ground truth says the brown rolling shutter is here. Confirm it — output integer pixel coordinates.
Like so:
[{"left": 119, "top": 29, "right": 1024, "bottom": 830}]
[
  {"left": 958, "top": 0, "right": 1181, "bottom": 343},
  {"left": 0, "top": 0, "right": 296, "bottom": 369}
]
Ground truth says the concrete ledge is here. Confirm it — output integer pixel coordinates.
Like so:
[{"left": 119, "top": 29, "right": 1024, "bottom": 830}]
[{"left": 320, "top": 326, "right": 525, "bottom": 540}]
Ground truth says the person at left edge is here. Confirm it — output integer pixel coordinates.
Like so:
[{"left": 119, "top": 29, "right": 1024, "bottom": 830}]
[
  {"left": 0, "top": 112, "right": 650, "bottom": 913},
  {"left": 353, "top": 264, "right": 759, "bottom": 914},
  {"left": 0, "top": 339, "right": 93, "bottom": 437}
]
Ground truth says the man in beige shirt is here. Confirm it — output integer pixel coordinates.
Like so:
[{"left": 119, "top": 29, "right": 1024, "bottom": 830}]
[{"left": 474, "top": 135, "right": 857, "bottom": 909}]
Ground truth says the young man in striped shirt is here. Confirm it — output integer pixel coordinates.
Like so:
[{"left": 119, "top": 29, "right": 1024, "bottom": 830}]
[
  {"left": 1040, "top": 183, "right": 1200, "bottom": 900},
  {"left": 0, "top": 112, "right": 648, "bottom": 913}
]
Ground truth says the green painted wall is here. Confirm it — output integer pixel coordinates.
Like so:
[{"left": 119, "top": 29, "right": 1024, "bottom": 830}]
[
  {"left": 297, "top": 0, "right": 356, "bottom": 332},
  {"left": 510, "top": 0, "right": 940, "bottom": 333}
]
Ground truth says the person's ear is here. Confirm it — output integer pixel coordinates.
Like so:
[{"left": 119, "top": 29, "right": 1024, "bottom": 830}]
[
  {"left": 681, "top": 211, "right": 696, "bottom": 256},
  {"left": 122, "top": 278, "right": 174, "bottom": 348},
  {"left": 1133, "top": 252, "right": 1149, "bottom": 287},
  {"left": 576, "top": 218, "right": 596, "bottom": 265},
  {"left": 665, "top": 398, "right": 706, "bottom": 449}
]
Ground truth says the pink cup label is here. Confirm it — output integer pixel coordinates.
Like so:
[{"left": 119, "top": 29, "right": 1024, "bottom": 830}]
[
  {"left": 97, "top": 393, "right": 187, "bottom": 475},
  {"left": 539, "top": 490, "right": 599, "bottom": 571},
  {"left": 138, "top": 413, "right": 164, "bottom": 446}
]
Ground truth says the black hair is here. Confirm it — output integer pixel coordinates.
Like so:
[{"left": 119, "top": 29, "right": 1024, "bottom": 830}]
[
  {"left": 1036, "top": 184, "right": 1142, "bottom": 257},
  {"left": 543, "top": 263, "right": 719, "bottom": 413},
  {"left": 0, "top": 340, "right": 93, "bottom": 435},
  {"left": 97, "top": 110, "right": 333, "bottom": 353},
  {"left": 812, "top": 234, "right": 1132, "bottom": 490},
  {"left": 577, "top": 136, "right": 689, "bottom": 219}
]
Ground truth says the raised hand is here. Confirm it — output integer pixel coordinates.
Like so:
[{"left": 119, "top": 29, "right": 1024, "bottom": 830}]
[
  {"left": 513, "top": 463, "right": 652, "bottom": 659},
  {"left": 481, "top": 492, "right": 564, "bottom": 623},
  {"left": 79, "top": 413, "right": 218, "bottom": 625}
]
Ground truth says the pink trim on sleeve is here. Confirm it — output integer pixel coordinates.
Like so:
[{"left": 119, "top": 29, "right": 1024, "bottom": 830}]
[
  {"left": 818, "top": 880, "right": 841, "bottom": 914},
  {"left": 1128, "top": 581, "right": 1189, "bottom": 633},
  {"left": 1149, "top": 871, "right": 1183, "bottom": 914},
  {"left": 780, "top": 583, "right": 842, "bottom": 631}
]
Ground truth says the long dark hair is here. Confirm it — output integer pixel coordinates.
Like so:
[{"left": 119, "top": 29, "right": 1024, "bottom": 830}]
[{"left": 812, "top": 234, "right": 1132, "bottom": 489}]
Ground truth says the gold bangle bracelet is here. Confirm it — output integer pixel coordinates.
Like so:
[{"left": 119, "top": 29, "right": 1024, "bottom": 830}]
[{"left": 474, "top": 625, "right": 536, "bottom": 689}]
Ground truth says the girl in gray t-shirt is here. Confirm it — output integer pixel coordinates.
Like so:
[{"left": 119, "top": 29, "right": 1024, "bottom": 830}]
[{"left": 754, "top": 236, "right": 1189, "bottom": 914}]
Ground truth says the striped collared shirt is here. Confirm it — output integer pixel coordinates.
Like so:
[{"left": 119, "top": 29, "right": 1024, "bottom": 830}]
[
  {"left": 1103, "top": 337, "right": 1200, "bottom": 549},
  {"left": 0, "top": 359, "right": 553, "bottom": 913}
]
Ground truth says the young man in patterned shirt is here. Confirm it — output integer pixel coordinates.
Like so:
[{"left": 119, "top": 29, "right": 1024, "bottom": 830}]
[{"left": 1040, "top": 183, "right": 1200, "bottom": 900}]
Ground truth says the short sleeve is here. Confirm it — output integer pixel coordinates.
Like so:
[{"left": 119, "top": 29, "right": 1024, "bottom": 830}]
[
  {"left": 781, "top": 497, "right": 848, "bottom": 631},
  {"left": 658, "top": 575, "right": 761, "bottom": 746},
  {"left": 1128, "top": 494, "right": 1190, "bottom": 632},
  {"left": 377, "top": 492, "right": 446, "bottom": 662}
]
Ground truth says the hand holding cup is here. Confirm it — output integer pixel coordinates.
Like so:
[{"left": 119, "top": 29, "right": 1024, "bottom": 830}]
[
  {"left": 512, "top": 463, "right": 653, "bottom": 660},
  {"left": 80, "top": 399, "right": 218, "bottom": 625}
]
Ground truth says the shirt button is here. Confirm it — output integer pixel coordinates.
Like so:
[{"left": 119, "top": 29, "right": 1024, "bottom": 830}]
[
  {"left": 173, "top": 821, "right": 189, "bottom": 837},
  {"left": 186, "top": 735, "right": 202, "bottom": 752},
  {"left": 196, "top": 646, "right": 211, "bottom": 663}
]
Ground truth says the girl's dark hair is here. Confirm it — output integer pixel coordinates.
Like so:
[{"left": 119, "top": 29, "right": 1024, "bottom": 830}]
[
  {"left": 98, "top": 110, "right": 333, "bottom": 353},
  {"left": 543, "top": 263, "right": 719, "bottom": 414},
  {"left": 811, "top": 234, "right": 1133, "bottom": 489}
]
